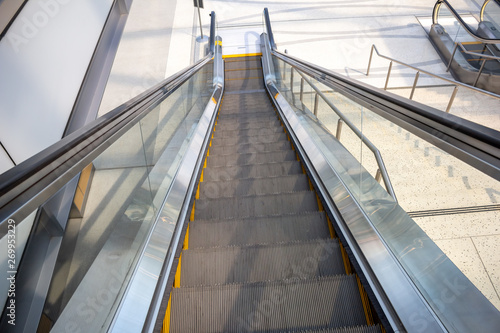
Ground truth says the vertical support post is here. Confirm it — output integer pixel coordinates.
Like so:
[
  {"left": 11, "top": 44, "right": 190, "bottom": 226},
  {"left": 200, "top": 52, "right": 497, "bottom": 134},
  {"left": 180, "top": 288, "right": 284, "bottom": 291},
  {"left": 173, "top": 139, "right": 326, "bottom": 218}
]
[
  {"left": 290, "top": 68, "right": 295, "bottom": 104},
  {"left": 473, "top": 59, "right": 487, "bottom": 87},
  {"left": 367, "top": 45, "right": 374, "bottom": 76},
  {"left": 446, "top": 86, "right": 459, "bottom": 113},
  {"left": 336, "top": 119, "right": 343, "bottom": 140},
  {"left": 375, "top": 169, "right": 382, "bottom": 183},
  {"left": 197, "top": 4, "right": 204, "bottom": 38},
  {"left": 409, "top": 71, "right": 420, "bottom": 100},
  {"left": 384, "top": 61, "right": 393, "bottom": 90},
  {"left": 314, "top": 93, "right": 319, "bottom": 116},
  {"left": 447, "top": 43, "right": 458, "bottom": 72},
  {"left": 300, "top": 78, "right": 304, "bottom": 102}
]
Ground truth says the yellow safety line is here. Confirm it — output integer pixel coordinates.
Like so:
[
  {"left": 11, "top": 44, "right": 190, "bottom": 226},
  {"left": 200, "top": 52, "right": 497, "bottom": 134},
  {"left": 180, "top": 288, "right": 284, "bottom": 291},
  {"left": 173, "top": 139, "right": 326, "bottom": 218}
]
[
  {"left": 183, "top": 224, "right": 189, "bottom": 250},
  {"left": 215, "top": 40, "right": 222, "bottom": 46},
  {"left": 222, "top": 52, "right": 262, "bottom": 59},
  {"left": 274, "top": 92, "right": 280, "bottom": 99},
  {"left": 190, "top": 201, "right": 195, "bottom": 221},
  {"left": 461, "top": 41, "right": 482, "bottom": 45},
  {"left": 339, "top": 241, "right": 352, "bottom": 275},
  {"left": 326, "top": 216, "right": 336, "bottom": 238},
  {"left": 162, "top": 294, "right": 172, "bottom": 333},
  {"left": 357, "top": 275, "right": 375, "bottom": 326},
  {"left": 316, "top": 194, "right": 324, "bottom": 211},
  {"left": 174, "top": 254, "right": 182, "bottom": 287},
  {"left": 211, "top": 96, "right": 217, "bottom": 104}
]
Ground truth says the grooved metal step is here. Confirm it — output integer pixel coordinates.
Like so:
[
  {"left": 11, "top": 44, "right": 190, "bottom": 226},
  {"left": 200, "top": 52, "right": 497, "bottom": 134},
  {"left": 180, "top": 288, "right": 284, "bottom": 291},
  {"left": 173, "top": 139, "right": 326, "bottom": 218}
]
[
  {"left": 209, "top": 141, "right": 291, "bottom": 156},
  {"left": 195, "top": 191, "right": 318, "bottom": 220},
  {"left": 198, "top": 174, "right": 310, "bottom": 198},
  {"left": 189, "top": 211, "right": 330, "bottom": 248},
  {"left": 206, "top": 150, "right": 297, "bottom": 168},
  {"left": 299, "top": 326, "right": 382, "bottom": 333},
  {"left": 169, "top": 275, "right": 367, "bottom": 332},
  {"left": 210, "top": 132, "right": 288, "bottom": 147},
  {"left": 215, "top": 118, "right": 280, "bottom": 131},
  {"left": 224, "top": 58, "right": 261, "bottom": 70},
  {"left": 180, "top": 239, "right": 345, "bottom": 286},
  {"left": 213, "top": 125, "right": 283, "bottom": 139},
  {"left": 202, "top": 160, "right": 303, "bottom": 182},
  {"left": 226, "top": 78, "right": 265, "bottom": 91},
  {"left": 225, "top": 68, "right": 263, "bottom": 79}
]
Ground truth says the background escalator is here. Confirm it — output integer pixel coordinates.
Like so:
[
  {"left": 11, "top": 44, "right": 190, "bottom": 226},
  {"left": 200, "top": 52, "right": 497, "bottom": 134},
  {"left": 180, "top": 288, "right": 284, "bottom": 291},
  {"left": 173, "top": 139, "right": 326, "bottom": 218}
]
[{"left": 162, "top": 56, "right": 382, "bottom": 332}]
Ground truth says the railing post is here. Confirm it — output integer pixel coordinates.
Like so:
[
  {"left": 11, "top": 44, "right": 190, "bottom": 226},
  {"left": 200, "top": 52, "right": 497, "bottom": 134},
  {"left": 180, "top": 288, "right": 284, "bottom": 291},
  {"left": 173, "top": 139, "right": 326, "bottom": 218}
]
[
  {"left": 446, "top": 86, "right": 459, "bottom": 113},
  {"left": 447, "top": 43, "right": 458, "bottom": 72},
  {"left": 290, "top": 67, "right": 294, "bottom": 92},
  {"left": 300, "top": 78, "right": 304, "bottom": 102},
  {"left": 367, "top": 45, "right": 374, "bottom": 76},
  {"left": 336, "top": 119, "right": 343, "bottom": 140},
  {"left": 473, "top": 58, "right": 487, "bottom": 87},
  {"left": 409, "top": 71, "right": 420, "bottom": 100},
  {"left": 314, "top": 93, "right": 319, "bottom": 116},
  {"left": 375, "top": 169, "right": 382, "bottom": 183},
  {"left": 384, "top": 61, "right": 393, "bottom": 90}
]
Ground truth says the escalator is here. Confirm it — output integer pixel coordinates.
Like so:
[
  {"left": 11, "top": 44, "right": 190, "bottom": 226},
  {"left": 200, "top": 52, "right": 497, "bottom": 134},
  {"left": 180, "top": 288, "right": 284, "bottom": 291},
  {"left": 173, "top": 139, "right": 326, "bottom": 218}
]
[
  {"left": 162, "top": 56, "right": 380, "bottom": 332},
  {"left": 429, "top": 0, "right": 500, "bottom": 93},
  {"left": 1, "top": 8, "right": 500, "bottom": 333}
]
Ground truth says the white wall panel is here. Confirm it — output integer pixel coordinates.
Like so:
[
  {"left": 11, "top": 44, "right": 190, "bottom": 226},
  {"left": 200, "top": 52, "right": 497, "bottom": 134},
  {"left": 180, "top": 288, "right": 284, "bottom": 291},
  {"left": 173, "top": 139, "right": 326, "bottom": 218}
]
[{"left": 0, "top": 0, "right": 114, "bottom": 166}]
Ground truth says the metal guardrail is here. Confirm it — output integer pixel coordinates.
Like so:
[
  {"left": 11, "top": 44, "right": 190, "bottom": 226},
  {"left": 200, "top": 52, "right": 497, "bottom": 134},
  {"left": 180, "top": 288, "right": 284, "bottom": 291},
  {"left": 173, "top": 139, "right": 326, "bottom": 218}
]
[
  {"left": 366, "top": 44, "right": 500, "bottom": 113},
  {"left": 448, "top": 41, "right": 500, "bottom": 86},
  {"left": 290, "top": 67, "right": 397, "bottom": 202}
]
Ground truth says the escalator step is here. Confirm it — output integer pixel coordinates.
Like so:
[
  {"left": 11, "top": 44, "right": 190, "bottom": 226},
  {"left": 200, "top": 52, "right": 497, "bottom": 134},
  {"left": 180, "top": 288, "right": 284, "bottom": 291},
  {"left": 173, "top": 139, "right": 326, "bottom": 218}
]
[
  {"left": 225, "top": 68, "right": 263, "bottom": 80},
  {"left": 202, "top": 160, "right": 303, "bottom": 181},
  {"left": 226, "top": 78, "right": 265, "bottom": 91},
  {"left": 198, "top": 174, "right": 310, "bottom": 199},
  {"left": 194, "top": 191, "right": 318, "bottom": 220},
  {"left": 224, "top": 58, "right": 261, "bottom": 70},
  {"left": 302, "top": 326, "right": 382, "bottom": 333},
  {"left": 189, "top": 211, "right": 330, "bottom": 248},
  {"left": 215, "top": 118, "right": 280, "bottom": 131},
  {"left": 206, "top": 150, "right": 296, "bottom": 168},
  {"left": 210, "top": 132, "right": 288, "bottom": 147},
  {"left": 212, "top": 125, "right": 283, "bottom": 139},
  {"left": 180, "top": 239, "right": 345, "bottom": 286},
  {"left": 209, "top": 140, "right": 290, "bottom": 156},
  {"left": 169, "top": 275, "right": 367, "bottom": 332}
]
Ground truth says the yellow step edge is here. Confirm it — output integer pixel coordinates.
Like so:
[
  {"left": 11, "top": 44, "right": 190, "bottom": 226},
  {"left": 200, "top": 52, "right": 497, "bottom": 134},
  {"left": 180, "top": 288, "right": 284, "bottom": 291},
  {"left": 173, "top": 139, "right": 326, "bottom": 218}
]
[
  {"left": 162, "top": 294, "right": 172, "bottom": 333},
  {"left": 183, "top": 224, "right": 189, "bottom": 250},
  {"left": 174, "top": 253, "right": 182, "bottom": 287},
  {"left": 190, "top": 201, "right": 195, "bottom": 221},
  {"left": 357, "top": 275, "right": 375, "bottom": 326},
  {"left": 326, "top": 216, "right": 336, "bottom": 238},
  {"left": 222, "top": 52, "right": 262, "bottom": 59}
]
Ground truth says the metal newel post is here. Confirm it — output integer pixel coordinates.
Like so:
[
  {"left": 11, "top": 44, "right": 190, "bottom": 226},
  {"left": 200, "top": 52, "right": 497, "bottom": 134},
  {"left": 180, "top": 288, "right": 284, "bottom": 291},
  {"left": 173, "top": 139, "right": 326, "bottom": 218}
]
[
  {"left": 384, "top": 61, "right": 393, "bottom": 90},
  {"left": 314, "top": 93, "right": 319, "bottom": 116},
  {"left": 336, "top": 119, "right": 343, "bottom": 140},
  {"left": 300, "top": 78, "right": 304, "bottom": 102},
  {"left": 473, "top": 58, "right": 487, "bottom": 87},
  {"left": 367, "top": 45, "right": 374, "bottom": 76},
  {"left": 409, "top": 71, "right": 420, "bottom": 100},
  {"left": 446, "top": 86, "right": 459, "bottom": 113},
  {"left": 447, "top": 43, "right": 458, "bottom": 72}
]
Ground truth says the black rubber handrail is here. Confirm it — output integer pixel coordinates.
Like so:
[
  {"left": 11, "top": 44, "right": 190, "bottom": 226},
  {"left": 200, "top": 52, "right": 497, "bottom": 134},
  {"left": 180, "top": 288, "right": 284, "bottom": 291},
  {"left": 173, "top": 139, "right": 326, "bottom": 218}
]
[
  {"left": 262, "top": 8, "right": 500, "bottom": 182},
  {"left": 0, "top": 51, "right": 214, "bottom": 233},
  {"left": 433, "top": 0, "right": 500, "bottom": 43}
]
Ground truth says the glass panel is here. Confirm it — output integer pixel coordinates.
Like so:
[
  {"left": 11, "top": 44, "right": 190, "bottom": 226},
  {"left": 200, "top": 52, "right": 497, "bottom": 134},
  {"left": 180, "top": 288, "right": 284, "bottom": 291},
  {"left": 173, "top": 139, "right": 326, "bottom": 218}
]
[
  {"left": 32, "top": 60, "right": 214, "bottom": 332},
  {"left": 271, "top": 55, "right": 500, "bottom": 331},
  {"left": 0, "top": 210, "right": 37, "bottom": 308}
]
